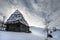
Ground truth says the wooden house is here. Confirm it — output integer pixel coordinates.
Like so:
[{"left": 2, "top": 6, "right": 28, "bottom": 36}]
[{"left": 4, "top": 10, "right": 31, "bottom": 33}]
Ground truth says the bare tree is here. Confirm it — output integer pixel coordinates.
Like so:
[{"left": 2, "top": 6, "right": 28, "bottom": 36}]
[
  {"left": 44, "top": 14, "right": 53, "bottom": 39},
  {"left": 40, "top": 11, "right": 53, "bottom": 40},
  {"left": 1, "top": 16, "right": 6, "bottom": 31},
  {"left": 41, "top": 13, "right": 53, "bottom": 40}
]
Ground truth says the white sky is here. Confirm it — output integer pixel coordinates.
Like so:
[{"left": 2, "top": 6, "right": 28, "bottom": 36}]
[{"left": 0, "top": 0, "right": 60, "bottom": 28}]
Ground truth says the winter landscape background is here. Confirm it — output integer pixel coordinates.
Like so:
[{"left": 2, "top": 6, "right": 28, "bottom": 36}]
[{"left": 0, "top": 0, "right": 60, "bottom": 40}]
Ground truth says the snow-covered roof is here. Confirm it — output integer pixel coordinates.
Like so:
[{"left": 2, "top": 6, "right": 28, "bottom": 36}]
[{"left": 5, "top": 10, "right": 28, "bottom": 26}]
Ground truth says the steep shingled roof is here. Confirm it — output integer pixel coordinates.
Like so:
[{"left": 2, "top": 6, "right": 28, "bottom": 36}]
[{"left": 5, "top": 10, "right": 28, "bottom": 26}]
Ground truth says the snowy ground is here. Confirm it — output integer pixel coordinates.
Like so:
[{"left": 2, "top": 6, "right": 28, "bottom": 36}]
[{"left": 0, "top": 26, "right": 60, "bottom": 40}]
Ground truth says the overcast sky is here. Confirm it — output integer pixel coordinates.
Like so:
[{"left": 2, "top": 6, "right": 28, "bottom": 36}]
[{"left": 0, "top": 0, "right": 60, "bottom": 28}]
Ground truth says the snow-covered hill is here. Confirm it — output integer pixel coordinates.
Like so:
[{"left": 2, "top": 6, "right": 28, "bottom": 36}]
[{"left": 0, "top": 26, "right": 60, "bottom": 40}]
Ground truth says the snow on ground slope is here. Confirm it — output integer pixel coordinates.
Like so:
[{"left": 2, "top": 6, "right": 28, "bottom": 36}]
[{"left": 0, "top": 26, "right": 60, "bottom": 40}]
